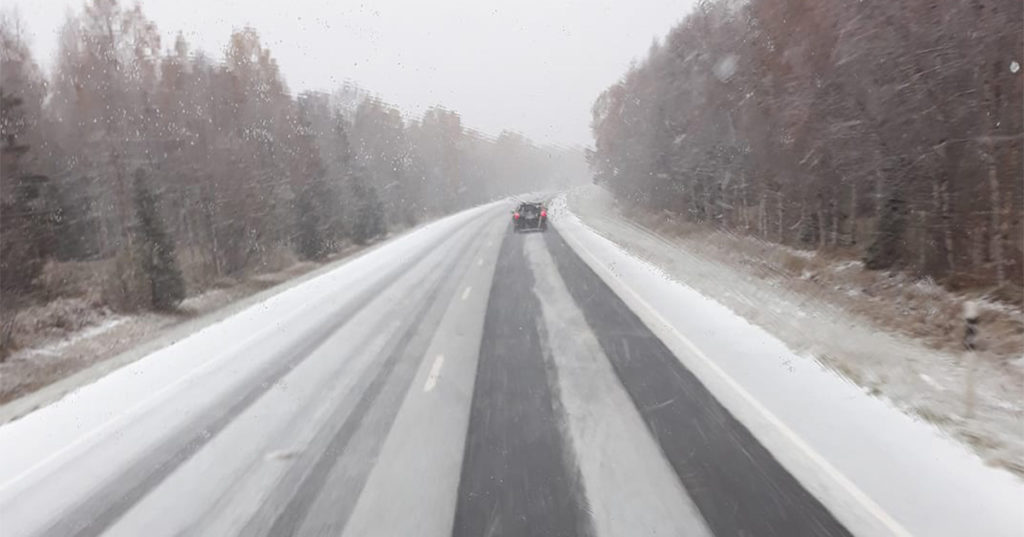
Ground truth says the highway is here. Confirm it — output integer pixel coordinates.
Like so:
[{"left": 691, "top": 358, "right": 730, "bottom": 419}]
[{"left": 0, "top": 202, "right": 852, "bottom": 536}]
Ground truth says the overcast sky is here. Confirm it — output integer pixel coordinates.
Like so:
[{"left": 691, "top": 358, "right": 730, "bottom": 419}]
[{"left": 5, "top": 0, "right": 693, "bottom": 147}]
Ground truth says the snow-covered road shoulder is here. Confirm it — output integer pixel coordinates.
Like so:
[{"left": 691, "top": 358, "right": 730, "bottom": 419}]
[{"left": 550, "top": 193, "right": 1024, "bottom": 537}]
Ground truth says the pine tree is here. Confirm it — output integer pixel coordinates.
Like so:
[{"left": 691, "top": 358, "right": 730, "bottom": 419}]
[
  {"left": 348, "top": 168, "right": 386, "bottom": 245},
  {"left": 294, "top": 182, "right": 328, "bottom": 260},
  {"left": 132, "top": 169, "right": 185, "bottom": 310},
  {"left": 292, "top": 95, "right": 334, "bottom": 261},
  {"left": 1, "top": 21, "right": 55, "bottom": 294},
  {"left": 864, "top": 181, "right": 907, "bottom": 270}
]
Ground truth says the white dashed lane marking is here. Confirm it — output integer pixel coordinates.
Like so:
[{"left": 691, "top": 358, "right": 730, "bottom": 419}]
[{"left": 424, "top": 355, "right": 445, "bottom": 392}]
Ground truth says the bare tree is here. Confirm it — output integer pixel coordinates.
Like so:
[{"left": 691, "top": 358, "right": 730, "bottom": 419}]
[{"left": 589, "top": 0, "right": 1023, "bottom": 295}]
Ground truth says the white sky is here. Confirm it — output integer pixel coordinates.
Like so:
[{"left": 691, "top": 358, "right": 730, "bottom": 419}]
[{"left": 4, "top": 0, "right": 693, "bottom": 147}]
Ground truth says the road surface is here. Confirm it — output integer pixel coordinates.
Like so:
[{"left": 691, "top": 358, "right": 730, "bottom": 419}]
[{"left": 0, "top": 203, "right": 852, "bottom": 536}]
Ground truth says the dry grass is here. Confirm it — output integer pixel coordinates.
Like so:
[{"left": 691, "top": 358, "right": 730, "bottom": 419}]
[
  {"left": 33, "top": 259, "right": 111, "bottom": 301},
  {"left": 0, "top": 303, "right": 20, "bottom": 361},
  {"left": 574, "top": 188, "right": 1024, "bottom": 476},
  {"left": 249, "top": 246, "right": 301, "bottom": 275},
  {"left": 178, "top": 247, "right": 219, "bottom": 290},
  {"left": 3, "top": 296, "right": 111, "bottom": 358},
  {"left": 624, "top": 207, "right": 1024, "bottom": 363},
  {"left": 0, "top": 238, "right": 370, "bottom": 402},
  {"left": 2, "top": 260, "right": 111, "bottom": 360}
]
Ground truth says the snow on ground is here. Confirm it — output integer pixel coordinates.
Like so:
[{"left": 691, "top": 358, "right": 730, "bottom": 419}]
[
  {"left": 562, "top": 185, "right": 1024, "bottom": 476},
  {"left": 0, "top": 243, "right": 366, "bottom": 409},
  {"left": 22, "top": 317, "right": 128, "bottom": 358},
  {"left": 0, "top": 202, "right": 497, "bottom": 492},
  {"left": 551, "top": 190, "right": 1024, "bottom": 537}
]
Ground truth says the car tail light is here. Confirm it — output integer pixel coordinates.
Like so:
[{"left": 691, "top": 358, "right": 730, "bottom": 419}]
[
  {"left": 513, "top": 213, "right": 520, "bottom": 220},
  {"left": 540, "top": 210, "right": 547, "bottom": 218}
]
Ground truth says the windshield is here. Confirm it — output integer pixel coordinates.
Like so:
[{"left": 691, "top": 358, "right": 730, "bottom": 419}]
[{"left": 0, "top": 1, "right": 1021, "bottom": 536}]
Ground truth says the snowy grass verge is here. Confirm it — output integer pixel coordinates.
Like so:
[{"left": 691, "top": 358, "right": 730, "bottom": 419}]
[{"left": 566, "top": 185, "right": 1024, "bottom": 476}]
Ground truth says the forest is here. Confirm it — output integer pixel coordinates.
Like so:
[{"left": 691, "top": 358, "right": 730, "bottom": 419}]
[
  {"left": 589, "top": 0, "right": 1023, "bottom": 297},
  {"left": 0, "top": 0, "right": 586, "bottom": 348}
]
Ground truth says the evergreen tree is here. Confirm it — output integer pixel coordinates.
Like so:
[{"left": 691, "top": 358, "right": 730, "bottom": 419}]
[
  {"left": 1, "top": 20, "right": 54, "bottom": 294},
  {"left": 294, "top": 182, "right": 328, "bottom": 260},
  {"left": 292, "top": 95, "right": 335, "bottom": 261},
  {"left": 864, "top": 182, "right": 908, "bottom": 270},
  {"left": 0, "top": 91, "right": 42, "bottom": 292},
  {"left": 132, "top": 169, "right": 185, "bottom": 310},
  {"left": 348, "top": 168, "right": 386, "bottom": 245}
]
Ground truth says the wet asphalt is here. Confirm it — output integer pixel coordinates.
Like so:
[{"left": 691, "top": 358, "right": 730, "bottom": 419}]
[{"left": 6, "top": 209, "right": 851, "bottom": 537}]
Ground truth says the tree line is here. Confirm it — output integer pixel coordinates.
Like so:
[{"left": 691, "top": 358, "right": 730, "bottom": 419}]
[
  {"left": 589, "top": 0, "right": 1022, "bottom": 295},
  {"left": 0, "top": 0, "right": 586, "bottom": 318}
]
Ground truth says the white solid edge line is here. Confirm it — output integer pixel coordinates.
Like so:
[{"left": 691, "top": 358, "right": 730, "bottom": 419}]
[
  {"left": 560, "top": 223, "right": 914, "bottom": 537},
  {"left": 423, "top": 354, "right": 445, "bottom": 392},
  {"left": 461, "top": 286, "right": 472, "bottom": 301}
]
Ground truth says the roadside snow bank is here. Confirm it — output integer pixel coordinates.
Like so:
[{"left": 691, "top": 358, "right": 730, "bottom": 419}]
[
  {"left": 565, "top": 185, "right": 1024, "bottom": 475},
  {"left": 551, "top": 193, "right": 1024, "bottom": 537}
]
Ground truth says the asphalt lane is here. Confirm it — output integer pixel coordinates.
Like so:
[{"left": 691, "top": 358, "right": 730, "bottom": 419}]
[
  {"left": 257, "top": 225, "right": 475, "bottom": 537},
  {"left": 44, "top": 238, "right": 454, "bottom": 537},
  {"left": 0, "top": 206, "right": 854, "bottom": 537},
  {"left": 3, "top": 207, "right": 497, "bottom": 537},
  {"left": 452, "top": 231, "right": 591, "bottom": 537},
  {"left": 337, "top": 216, "right": 507, "bottom": 537},
  {"left": 543, "top": 227, "right": 851, "bottom": 537},
  {"left": 523, "top": 235, "right": 714, "bottom": 537}
]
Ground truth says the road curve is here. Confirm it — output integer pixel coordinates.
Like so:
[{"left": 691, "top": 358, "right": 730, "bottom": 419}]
[{"left": 0, "top": 202, "right": 851, "bottom": 537}]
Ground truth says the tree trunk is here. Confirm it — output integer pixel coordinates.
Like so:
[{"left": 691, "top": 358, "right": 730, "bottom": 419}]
[
  {"left": 864, "top": 172, "right": 907, "bottom": 271},
  {"left": 776, "top": 192, "right": 784, "bottom": 243},
  {"left": 971, "top": 227, "right": 984, "bottom": 272},
  {"left": 848, "top": 181, "right": 857, "bottom": 246},
  {"left": 941, "top": 179, "right": 955, "bottom": 274},
  {"left": 916, "top": 208, "right": 928, "bottom": 272},
  {"left": 758, "top": 192, "right": 767, "bottom": 238},
  {"left": 740, "top": 175, "right": 750, "bottom": 232},
  {"left": 111, "top": 148, "right": 133, "bottom": 251},
  {"left": 986, "top": 147, "right": 1005, "bottom": 285},
  {"left": 817, "top": 206, "right": 826, "bottom": 249},
  {"left": 202, "top": 195, "right": 222, "bottom": 277},
  {"left": 829, "top": 195, "right": 839, "bottom": 247}
]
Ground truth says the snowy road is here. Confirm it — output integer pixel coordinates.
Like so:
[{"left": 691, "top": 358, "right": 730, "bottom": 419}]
[{"left": 0, "top": 200, "right": 1020, "bottom": 536}]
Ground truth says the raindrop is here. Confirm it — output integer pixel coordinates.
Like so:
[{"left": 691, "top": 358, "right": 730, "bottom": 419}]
[{"left": 714, "top": 55, "right": 739, "bottom": 82}]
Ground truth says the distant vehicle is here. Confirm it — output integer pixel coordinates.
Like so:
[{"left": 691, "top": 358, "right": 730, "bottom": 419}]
[{"left": 512, "top": 201, "right": 547, "bottom": 233}]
